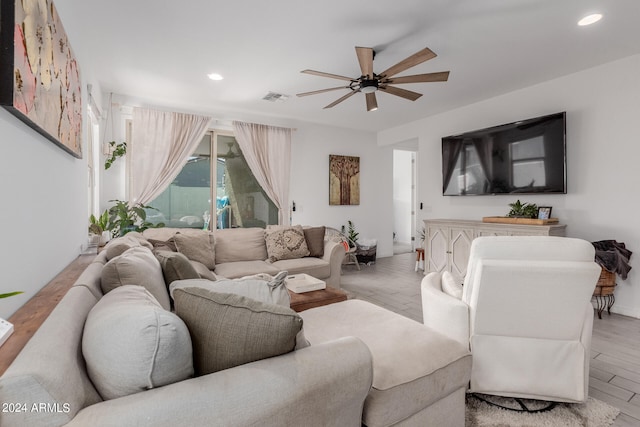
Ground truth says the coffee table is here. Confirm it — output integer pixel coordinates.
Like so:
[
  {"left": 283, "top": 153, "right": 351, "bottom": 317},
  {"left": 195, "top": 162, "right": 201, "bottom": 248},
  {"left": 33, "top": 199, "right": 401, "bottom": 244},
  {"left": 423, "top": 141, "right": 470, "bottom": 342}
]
[{"left": 288, "top": 287, "right": 348, "bottom": 312}]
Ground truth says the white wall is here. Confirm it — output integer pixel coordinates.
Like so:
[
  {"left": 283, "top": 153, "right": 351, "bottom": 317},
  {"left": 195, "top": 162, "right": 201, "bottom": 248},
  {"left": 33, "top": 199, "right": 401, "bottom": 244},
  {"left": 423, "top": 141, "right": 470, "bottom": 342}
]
[
  {"left": 379, "top": 54, "right": 640, "bottom": 318},
  {"left": 0, "top": 109, "right": 87, "bottom": 318},
  {"left": 393, "top": 150, "right": 412, "bottom": 245},
  {"left": 290, "top": 123, "right": 394, "bottom": 258}
]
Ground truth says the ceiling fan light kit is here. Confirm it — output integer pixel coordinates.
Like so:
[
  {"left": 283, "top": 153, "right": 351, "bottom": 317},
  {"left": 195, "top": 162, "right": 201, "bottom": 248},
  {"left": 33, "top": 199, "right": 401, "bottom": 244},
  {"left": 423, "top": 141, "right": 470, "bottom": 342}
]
[{"left": 297, "top": 46, "right": 450, "bottom": 111}]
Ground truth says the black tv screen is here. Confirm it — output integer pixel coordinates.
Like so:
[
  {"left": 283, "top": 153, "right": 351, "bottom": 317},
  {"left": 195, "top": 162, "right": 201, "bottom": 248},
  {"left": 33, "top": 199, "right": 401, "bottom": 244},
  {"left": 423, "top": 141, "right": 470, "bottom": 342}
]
[{"left": 442, "top": 112, "right": 566, "bottom": 196}]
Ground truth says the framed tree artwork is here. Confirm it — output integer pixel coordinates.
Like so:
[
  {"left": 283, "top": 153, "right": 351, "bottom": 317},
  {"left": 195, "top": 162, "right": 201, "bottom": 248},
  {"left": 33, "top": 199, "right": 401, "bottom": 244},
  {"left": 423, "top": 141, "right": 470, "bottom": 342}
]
[
  {"left": 329, "top": 155, "right": 360, "bottom": 205},
  {"left": 0, "top": 0, "right": 82, "bottom": 158}
]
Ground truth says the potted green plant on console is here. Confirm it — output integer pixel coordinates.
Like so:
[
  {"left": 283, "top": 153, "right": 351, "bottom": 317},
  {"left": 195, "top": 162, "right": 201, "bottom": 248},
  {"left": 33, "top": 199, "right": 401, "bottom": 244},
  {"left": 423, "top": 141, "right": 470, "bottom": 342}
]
[{"left": 507, "top": 200, "right": 538, "bottom": 218}]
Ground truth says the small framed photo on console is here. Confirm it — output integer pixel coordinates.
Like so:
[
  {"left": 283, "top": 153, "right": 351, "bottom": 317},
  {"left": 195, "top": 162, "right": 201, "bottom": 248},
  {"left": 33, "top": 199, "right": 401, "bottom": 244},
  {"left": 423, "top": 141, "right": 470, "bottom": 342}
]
[{"left": 537, "top": 206, "right": 552, "bottom": 220}]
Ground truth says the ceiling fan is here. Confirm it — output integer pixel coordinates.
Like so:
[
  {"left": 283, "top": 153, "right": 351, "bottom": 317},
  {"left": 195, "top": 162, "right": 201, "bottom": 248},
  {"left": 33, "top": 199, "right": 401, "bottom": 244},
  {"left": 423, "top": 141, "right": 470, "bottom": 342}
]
[{"left": 297, "top": 46, "right": 450, "bottom": 112}]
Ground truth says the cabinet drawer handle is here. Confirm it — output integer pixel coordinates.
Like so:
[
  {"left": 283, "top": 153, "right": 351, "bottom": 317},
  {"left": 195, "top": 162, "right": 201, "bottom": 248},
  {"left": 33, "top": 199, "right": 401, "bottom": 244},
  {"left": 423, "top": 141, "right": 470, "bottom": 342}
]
[{"left": 446, "top": 251, "right": 452, "bottom": 254}]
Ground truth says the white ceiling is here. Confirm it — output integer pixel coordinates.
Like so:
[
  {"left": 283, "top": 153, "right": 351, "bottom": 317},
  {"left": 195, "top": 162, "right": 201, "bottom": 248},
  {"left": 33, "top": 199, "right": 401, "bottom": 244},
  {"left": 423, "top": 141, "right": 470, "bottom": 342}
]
[{"left": 53, "top": 0, "right": 640, "bottom": 132}]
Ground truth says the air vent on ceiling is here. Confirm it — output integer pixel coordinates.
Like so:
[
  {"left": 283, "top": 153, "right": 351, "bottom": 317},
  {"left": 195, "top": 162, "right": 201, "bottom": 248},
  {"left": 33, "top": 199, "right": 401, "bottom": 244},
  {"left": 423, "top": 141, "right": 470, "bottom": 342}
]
[{"left": 262, "top": 92, "right": 290, "bottom": 102}]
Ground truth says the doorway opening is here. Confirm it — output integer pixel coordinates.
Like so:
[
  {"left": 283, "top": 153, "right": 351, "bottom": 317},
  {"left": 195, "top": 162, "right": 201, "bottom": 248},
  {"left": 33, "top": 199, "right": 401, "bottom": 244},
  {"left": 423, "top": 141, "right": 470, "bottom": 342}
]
[{"left": 393, "top": 148, "right": 417, "bottom": 255}]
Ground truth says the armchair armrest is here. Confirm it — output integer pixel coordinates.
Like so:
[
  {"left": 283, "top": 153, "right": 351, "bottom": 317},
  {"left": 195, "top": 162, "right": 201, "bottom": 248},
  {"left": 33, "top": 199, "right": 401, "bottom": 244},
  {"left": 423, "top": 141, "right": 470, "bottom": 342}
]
[
  {"left": 421, "top": 273, "right": 470, "bottom": 347},
  {"left": 67, "top": 337, "right": 372, "bottom": 427}
]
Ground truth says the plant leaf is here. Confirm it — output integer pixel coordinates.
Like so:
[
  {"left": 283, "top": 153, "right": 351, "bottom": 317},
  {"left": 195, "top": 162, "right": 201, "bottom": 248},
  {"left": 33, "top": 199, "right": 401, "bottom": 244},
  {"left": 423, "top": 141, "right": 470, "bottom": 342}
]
[{"left": 0, "top": 291, "right": 24, "bottom": 299}]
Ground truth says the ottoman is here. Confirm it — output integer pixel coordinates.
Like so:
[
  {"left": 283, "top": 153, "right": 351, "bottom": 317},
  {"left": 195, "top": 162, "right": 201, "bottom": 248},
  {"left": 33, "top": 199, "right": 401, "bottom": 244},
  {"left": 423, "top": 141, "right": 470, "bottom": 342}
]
[{"left": 300, "top": 300, "right": 471, "bottom": 427}]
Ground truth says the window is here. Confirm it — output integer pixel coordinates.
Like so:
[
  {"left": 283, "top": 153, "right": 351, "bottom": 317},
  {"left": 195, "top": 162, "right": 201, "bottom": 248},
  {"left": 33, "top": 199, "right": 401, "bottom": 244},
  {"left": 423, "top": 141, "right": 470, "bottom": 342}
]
[{"left": 146, "top": 131, "right": 278, "bottom": 229}]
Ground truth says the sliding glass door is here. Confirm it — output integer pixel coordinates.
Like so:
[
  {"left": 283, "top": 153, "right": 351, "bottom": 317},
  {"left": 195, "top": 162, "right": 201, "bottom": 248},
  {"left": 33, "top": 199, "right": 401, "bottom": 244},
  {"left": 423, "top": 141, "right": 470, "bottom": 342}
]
[{"left": 147, "top": 131, "right": 277, "bottom": 229}]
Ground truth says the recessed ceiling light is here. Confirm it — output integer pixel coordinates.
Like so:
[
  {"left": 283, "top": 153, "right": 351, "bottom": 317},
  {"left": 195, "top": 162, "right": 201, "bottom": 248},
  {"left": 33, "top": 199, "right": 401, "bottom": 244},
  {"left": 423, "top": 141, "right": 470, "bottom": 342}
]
[
  {"left": 207, "top": 73, "right": 224, "bottom": 81},
  {"left": 578, "top": 13, "right": 602, "bottom": 26}
]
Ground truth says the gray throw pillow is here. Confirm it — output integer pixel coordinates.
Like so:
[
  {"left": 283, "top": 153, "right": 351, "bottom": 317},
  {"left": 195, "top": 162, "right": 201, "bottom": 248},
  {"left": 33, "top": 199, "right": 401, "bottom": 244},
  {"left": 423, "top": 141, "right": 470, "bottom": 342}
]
[
  {"left": 174, "top": 232, "right": 216, "bottom": 270},
  {"left": 190, "top": 260, "right": 218, "bottom": 281},
  {"left": 172, "top": 286, "right": 304, "bottom": 375},
  {"left": 148, "top": 236, "right": 178, "bottom": 252},
  {"left": 264, "top": 225, "right": 310, "bottom": 262},
  {"left": 154, "top": 250, "right": 200, "bottom": 287},
  {"left": 101, "top": 246, "right": 171, "bottom": 310},
  {"left": 303, "top": 226, "right": 326, "bottom": 258},
  {"left": 82, "top": 285, "right": 193, "bottom": 400}
]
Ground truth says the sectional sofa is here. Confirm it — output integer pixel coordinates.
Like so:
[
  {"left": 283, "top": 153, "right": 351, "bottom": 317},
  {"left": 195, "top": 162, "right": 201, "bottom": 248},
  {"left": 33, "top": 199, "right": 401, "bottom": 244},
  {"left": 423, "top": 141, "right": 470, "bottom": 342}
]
[
  {"left": 141, "top": 225, "right": 345, "bottom": 288},
  {"left": 0, "top": 227, "right": 472, "bottom": 426}
]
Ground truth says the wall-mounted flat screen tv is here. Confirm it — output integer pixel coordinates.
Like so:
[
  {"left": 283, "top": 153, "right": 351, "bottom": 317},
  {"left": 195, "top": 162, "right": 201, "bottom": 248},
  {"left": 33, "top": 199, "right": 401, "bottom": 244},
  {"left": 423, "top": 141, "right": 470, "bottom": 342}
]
[{"left": 442, "top": 112, "right": 566, "bottom": 196}]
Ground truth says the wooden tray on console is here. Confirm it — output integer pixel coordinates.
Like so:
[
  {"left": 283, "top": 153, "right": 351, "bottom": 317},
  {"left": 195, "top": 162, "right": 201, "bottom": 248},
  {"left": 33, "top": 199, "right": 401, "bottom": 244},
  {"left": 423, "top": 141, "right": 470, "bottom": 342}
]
[{"left": 482, "top": 216, "right": 559, "bottom": 225}]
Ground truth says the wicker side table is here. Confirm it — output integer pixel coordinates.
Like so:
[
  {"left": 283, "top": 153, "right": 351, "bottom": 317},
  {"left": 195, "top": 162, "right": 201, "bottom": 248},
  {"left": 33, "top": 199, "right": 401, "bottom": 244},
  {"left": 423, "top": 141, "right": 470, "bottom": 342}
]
[{"left": 593, "top": 268, "right": 616, "bottom": 319}]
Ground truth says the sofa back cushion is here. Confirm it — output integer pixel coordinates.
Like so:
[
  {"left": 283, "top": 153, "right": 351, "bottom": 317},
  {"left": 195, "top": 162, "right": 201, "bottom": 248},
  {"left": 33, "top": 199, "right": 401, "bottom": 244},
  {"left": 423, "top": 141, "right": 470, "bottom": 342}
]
[
  {"left": 101, "top": 246, "right": 171, "bottom": 310},
  {"left": 82, "top": 285, "right": 193, "bottom": 400},
  {"left": 0, "top": 287, "right": 102, "bottom": 427},
  {"left": 172, "top": 286, "right": 303, "bottom": 375},
  {"left": 104, "top": 233, "right": 152, "bottom": 261},
  {"left": 214, "top": 227, "right": 268, "bottom": 263},
  {"left": 173, "top": 231, "right": 216, "bottom": 270},
  {"left": 142, "top": 227, "right": 204, "bottom": 241}
]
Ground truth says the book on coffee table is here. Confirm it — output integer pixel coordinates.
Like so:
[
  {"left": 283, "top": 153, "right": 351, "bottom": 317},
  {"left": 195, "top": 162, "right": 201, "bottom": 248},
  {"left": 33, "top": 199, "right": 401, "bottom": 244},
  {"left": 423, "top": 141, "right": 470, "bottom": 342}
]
[{"left": 285, "top": 274, "right": 326, "bottom": 293}]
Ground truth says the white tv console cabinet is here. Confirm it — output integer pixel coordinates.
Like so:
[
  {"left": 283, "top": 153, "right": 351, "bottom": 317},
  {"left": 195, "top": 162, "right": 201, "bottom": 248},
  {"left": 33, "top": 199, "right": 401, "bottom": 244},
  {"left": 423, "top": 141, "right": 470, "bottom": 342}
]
[{"left": 423, "top": 219, "right": 567, "bottom": 277}]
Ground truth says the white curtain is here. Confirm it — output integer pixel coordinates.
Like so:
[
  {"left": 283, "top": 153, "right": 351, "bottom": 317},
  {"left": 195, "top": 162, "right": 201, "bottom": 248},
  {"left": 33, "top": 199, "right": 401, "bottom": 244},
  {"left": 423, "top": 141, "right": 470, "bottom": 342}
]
[
  {"left": 232, "top": 121, "right": 292, "bottom": 225},
  {"left": 130, "top": 108, "right": 212, "bottom": 205}
]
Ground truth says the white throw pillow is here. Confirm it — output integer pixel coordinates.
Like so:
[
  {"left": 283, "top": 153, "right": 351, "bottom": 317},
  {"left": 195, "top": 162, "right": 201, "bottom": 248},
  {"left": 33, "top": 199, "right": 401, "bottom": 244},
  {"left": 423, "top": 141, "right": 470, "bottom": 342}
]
[
  {"left": 170, "top": 271, "right": 290, "bottom": 307},
  {"left": 441, "top": 271, "right": 464, "bottom": 300},
  {"left": 82, "top": 285, "right": 193, "bottom": 400}
]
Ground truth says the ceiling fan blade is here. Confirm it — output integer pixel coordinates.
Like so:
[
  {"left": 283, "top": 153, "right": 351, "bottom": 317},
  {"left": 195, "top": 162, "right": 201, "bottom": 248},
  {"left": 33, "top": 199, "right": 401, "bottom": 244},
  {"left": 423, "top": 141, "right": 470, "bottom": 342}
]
[
  {"left": 366, "top": 92, "right": 378, "bottom": 112},
  {"left": 355, "top": 46, "right": 374, "bottom": 79},
  {"left": 301, "top": 69, "right": 354, "bottom": 82},
  {"left": 379, "top": 47, "right": 437, "bottom": 78},
  {"left": 378, "top": 85, "right": 423, "bottom": 101},
  {"left": 383, "top": 71, "right": 450, "bottom": 85},
  {"left": 324, "top": 90, "right": 358, "bottom": 109},
  {"left": 296, "top": 86, "right": 350, "bottom": 97}
]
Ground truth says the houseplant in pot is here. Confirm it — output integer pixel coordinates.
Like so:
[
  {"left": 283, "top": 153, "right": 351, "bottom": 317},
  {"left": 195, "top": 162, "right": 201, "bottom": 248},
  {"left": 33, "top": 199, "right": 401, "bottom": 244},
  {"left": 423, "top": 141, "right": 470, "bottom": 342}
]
[
  {"left": 107, "top": 200, "right": 165, "bottom": 237},
  {"left": 507, "top": 200, "right": 538, "bottom": 218},
  {"left": 88, "top": 210, "right": 111, "bottom": 246}
]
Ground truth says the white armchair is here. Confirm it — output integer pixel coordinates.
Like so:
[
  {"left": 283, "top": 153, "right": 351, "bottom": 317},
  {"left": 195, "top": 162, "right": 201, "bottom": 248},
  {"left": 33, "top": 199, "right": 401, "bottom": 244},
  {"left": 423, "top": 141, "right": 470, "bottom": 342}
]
[{"left": 421, "top": 236, "right": 600, "bottom": 403}]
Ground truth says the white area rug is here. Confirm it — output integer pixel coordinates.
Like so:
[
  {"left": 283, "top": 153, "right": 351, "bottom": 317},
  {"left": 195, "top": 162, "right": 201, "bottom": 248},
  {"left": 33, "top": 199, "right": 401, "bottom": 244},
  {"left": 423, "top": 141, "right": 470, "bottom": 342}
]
[{"left": 466, "top": 394, "right": 620, "bottom": 427}]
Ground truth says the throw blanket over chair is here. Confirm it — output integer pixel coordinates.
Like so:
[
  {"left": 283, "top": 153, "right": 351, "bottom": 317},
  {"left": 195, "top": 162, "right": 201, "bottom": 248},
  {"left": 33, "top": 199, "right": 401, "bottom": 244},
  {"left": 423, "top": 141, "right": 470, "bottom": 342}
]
[{"left": 421, "top": 236, "right": 601, "bottom": 403}]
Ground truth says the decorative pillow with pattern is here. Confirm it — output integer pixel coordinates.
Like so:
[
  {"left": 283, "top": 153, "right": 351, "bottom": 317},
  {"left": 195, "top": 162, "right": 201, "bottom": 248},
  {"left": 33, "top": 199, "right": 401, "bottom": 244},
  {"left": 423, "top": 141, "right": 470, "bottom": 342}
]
[{"left": 264, "top": 225, "right": 310, "bottom": 262}]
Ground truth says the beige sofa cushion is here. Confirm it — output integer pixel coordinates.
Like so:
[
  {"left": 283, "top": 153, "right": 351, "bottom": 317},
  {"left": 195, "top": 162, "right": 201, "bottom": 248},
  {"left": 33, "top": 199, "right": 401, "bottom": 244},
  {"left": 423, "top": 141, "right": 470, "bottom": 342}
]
[
  {"left": 301, "top": 299, "right": 472, "bottom": 427},
  {"left": 142, "top": 227, "right": 205, "bottom": 241},
  {"left": 82, "top": 286, "right": 193, "bottom": 400},
  {"left": 271, "top": 257, "right": 330, "bottom": 279},
  {"left": 172, "top": 286, "right": 303, "bottom": 375},
  {"left": 174, "top": 232, "right": 216, "bottom": 270},
  {"left": 104, "top": 234, "right": 152, "bottom": 261},
  {"left": 214, "top": 260, "right": 280, "bottom": 279},
  {"left": 214, "top": 227, "right": 268, "bottom": 263},
  {"left": 101, "top": 246, "right": 171, "bottom": 310},
  {"left": 265, "top": 225, "right": 310, "bottom": 262}
]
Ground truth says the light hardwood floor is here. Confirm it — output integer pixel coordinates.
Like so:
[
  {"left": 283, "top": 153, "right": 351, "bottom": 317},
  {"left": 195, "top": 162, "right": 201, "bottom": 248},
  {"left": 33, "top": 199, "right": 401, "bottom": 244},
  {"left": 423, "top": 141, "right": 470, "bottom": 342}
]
[{"left": 340, "top": 252, "right": 640, "bottom": 427}]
